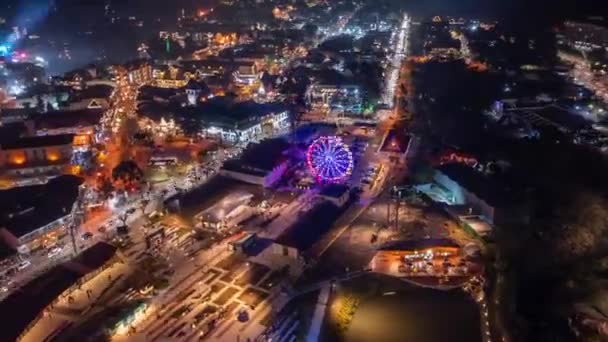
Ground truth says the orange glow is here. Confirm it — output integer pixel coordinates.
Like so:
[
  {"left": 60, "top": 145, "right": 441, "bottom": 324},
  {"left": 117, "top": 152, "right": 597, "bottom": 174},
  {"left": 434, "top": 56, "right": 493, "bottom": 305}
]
[
  {"left": 70, "top": 165, "right": 81, "bottom": 175},
  {"left": 213, "top": 33, "right": 237, "bottom": 47},
  {"left": 467, "top": 61, "right": 488, "bottom": 72},
  {"left": 73, "top": 134, "right": 90, "bottom": 146},
  {"left": 47, "top": 152, "right": 60, "bottom": 162},
  {"left": 10, "top": 155, "right": 26, "bottom": 165}
]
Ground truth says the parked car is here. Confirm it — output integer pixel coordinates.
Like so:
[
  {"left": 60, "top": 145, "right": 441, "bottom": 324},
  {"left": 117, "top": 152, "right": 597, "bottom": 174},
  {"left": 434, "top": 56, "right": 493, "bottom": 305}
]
[
  {"left": 17, "top": 260, "right": 31, "bottom": 271},
  {"left": 47, "top": 247, "right": 63, "bottom": 258}
]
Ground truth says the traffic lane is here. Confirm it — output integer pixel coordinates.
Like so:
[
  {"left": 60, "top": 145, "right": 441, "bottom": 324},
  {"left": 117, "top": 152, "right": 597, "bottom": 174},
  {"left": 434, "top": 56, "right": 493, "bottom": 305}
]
[{"left": 0, "top": 237, "right": 96, "bottom": 300}]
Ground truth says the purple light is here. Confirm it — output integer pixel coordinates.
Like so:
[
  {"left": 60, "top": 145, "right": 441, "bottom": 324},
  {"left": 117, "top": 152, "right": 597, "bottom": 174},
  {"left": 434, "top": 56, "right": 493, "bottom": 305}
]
[{"left": 307, "top": 136, "right": 353, "bottom": 183}]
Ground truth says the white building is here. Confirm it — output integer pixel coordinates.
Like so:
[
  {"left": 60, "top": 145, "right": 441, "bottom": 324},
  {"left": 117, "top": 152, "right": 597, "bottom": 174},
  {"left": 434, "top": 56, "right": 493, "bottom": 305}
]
[{"left": 202, "top": 108, "right": 289, "bottom": 145}]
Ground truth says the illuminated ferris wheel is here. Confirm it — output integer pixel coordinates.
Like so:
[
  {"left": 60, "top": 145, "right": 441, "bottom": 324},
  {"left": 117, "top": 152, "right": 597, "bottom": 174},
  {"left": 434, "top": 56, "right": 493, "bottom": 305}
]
[{"left": 307, "top": 136, "right": 354, "bottom": 183}]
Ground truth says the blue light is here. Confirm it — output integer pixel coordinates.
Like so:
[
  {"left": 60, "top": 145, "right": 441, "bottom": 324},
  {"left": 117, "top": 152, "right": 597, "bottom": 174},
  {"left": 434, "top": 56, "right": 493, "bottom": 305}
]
[{"left": 307, "top": 136, "right": 354, "bottom": 183}]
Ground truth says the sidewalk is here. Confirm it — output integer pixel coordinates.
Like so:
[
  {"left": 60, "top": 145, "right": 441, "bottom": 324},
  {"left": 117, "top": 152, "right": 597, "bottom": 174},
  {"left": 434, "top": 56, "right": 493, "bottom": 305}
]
[
  {"left": 20, "top": 262, "right": 130, "bottom": 342},
  {"left": 305, "top": 284, "right": 331, "bottom": 342}
]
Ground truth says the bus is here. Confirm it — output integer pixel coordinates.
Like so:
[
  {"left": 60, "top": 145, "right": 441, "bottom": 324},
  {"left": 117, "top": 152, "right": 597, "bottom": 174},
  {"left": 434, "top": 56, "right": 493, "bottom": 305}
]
[{"left": 149, "top": 156, "right": 178, "bottom": 166}]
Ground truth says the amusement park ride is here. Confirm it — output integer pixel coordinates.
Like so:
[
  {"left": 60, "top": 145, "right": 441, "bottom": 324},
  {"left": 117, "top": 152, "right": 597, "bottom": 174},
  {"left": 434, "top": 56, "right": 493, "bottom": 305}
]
[{"left": 306, "top": 136, "right": 354, "bottom": 183}]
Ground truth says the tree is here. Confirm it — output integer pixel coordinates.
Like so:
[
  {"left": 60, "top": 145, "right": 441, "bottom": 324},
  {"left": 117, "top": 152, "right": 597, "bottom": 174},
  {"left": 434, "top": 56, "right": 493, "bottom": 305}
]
[
  {"left": 112, "top": 160, "right": 143, "bottom": 189},
  {"left": 496, "top": 189, "right": 608, "bottom": 342},
  {"left": 549, "top": 191, "right": 608, "bottom": 264},
  {"left": 302, "top": 24, "right": 318, "bottom": 38},
  {"left": 97, "top": 175, "right": 114, "bottom": 198}
]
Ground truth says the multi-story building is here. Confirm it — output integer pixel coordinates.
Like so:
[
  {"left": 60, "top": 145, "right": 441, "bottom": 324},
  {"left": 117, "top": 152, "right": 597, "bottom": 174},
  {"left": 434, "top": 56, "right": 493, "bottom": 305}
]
[
  {"left": 220, "top": 138, "right": 290, "bottom": 187},
  {"left": 33, "top": 109, "right": 104, "bottom": 149},
  {"left": 123, "top": 59, "right": 152, "bottom": 86},
  {"left": 0, "top": 134, "right": 74, "bottom": 180},
  {"left": 0, "top": 174, "right": 83, "bottom": 254},
  {"left": 187, "top": 59, "right": 228, "bottom": 77},
  {"left": 233, "top": 61, "right": 258, "bottom": 85},
  {"left": 195, "top": 191, "right": 254, "bottom": 231},
  {"left": 198, "top": 100, "right": 290, "bottom": 145}
]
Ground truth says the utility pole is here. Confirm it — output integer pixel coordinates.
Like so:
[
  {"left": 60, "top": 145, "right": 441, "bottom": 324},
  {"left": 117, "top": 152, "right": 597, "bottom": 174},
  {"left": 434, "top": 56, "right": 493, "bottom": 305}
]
[{"left": 386, "top": 198, "right": 391, "bottom": 229}]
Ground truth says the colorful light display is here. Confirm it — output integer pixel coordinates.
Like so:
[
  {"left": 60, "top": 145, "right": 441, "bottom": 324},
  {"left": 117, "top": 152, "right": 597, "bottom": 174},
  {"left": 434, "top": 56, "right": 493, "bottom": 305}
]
[{"left": 307, "top": 136, "right": 354, "bottom": 183}]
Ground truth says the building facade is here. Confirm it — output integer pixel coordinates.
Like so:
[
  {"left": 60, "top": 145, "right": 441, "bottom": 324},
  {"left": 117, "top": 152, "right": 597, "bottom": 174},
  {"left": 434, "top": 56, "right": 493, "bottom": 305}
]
[
  {"left": 0, "top": 175, "right": 83, "bottom": 254},
  {"left": 123, "top": 60, "right": 153, "bottom": 86},
  {"left": 306, "top": 84, "right": 363, "bottom": 114},
  {"left": 202, "top": 110, "right": 289, "bottom": 145},
  {"left": 0, "top": 134, "right": 74, "bottom": 179}
]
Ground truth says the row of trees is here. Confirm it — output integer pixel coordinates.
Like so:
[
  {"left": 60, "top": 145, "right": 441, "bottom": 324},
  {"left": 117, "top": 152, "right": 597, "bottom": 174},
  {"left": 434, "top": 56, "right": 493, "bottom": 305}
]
[{"left": 496, "top": 181, "right": 608, "bottom": 341}]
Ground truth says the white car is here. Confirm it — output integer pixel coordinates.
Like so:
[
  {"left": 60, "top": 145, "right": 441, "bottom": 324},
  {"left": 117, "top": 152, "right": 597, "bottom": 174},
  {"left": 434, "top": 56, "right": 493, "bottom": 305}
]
[
  {"left": 17, "top": 260, "right": 31, "bottom": 271},
  {"left": 47, "top": 247, "right": 63, "bottom": 258}
]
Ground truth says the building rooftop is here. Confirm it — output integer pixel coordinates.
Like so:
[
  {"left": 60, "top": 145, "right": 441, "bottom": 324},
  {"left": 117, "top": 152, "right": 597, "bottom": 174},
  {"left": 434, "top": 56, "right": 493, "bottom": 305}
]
[
  {"left": 138, "top": 85, "right": 181, "bottom": 101},
  {"left": 33, "top": 109, "right": 104, "bottom": 131},
  {"left": 180, "top": 58, "right": 255, "bottom": 75},
  {"left": 0, "top": 175, "right": 83, "bottom": 238},
  {"left": 190, "top": 97, "right": 287, "bottom": 130},
  {"left": 123, "top": 58, "right": 150, "bottom": 71},
  {"left": 377, "top": 238, "right": 460, "bottom": 251},
  {"left": 275, "top": 201, "right": 343, "bottom": 251},
  {"left": 185, "top": 79, "right": 209, "bottom": 92},
  {"left": 319, "top": 184, "right": 350, "bottom": 199},
  {"left": 0, "top": 239, "right": 16, "bottom": 264},
  {"left": 68, "top": 242, "right": 117, "bottom": 272},
  {"left": 0, "top": 107, "right": 38, "bottom": 121},
  {"left": 0, "top": 242, "right": 116, "bottom": 342},
  {"left": 0, "top": 134, "right": 74, "bottom": 150},
  {"left": 222, "top": 138, "right": 290, "bottom": 176},
  {"left": 436, "top": 163, "right": 524, "bottom": 207},
  {"left": 380, "top": 129, "right": 411, "bottom": 154},
  {"left": 198, "top": 191, "right": 253, "bottom": 223},
  {"left": 532, "top": 105, "right": 590, "bottom": 132},
  {"left": 0, "top": 122, "right": 29, "bottom": 144},
  {"left": 75, "top": 84, "right": 114, "bottom": 100}
]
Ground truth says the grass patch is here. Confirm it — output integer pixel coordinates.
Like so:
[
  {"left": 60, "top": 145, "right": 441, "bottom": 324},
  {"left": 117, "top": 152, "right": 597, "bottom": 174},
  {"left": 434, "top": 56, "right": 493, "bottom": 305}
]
[
  {"left": 204, "top": 269, "right": 221, "bottom": 285},
  {"left": 235, "top": 263, "right": 270, "bottom": 287},
  {"left": 209, "top": 283, "right": 223, "bottom": 294},
  {"left": 220, "top": 268, "right": 242, "bottom": 284},
  {"left": 214, "top": 287, "right": 239, "bottom": 306}
]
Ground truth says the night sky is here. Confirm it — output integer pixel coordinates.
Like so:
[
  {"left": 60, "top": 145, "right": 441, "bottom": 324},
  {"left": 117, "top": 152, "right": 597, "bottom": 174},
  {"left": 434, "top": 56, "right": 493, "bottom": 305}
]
[{"left": 0, "top": 0, "right": 605, "bottom": 74}]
